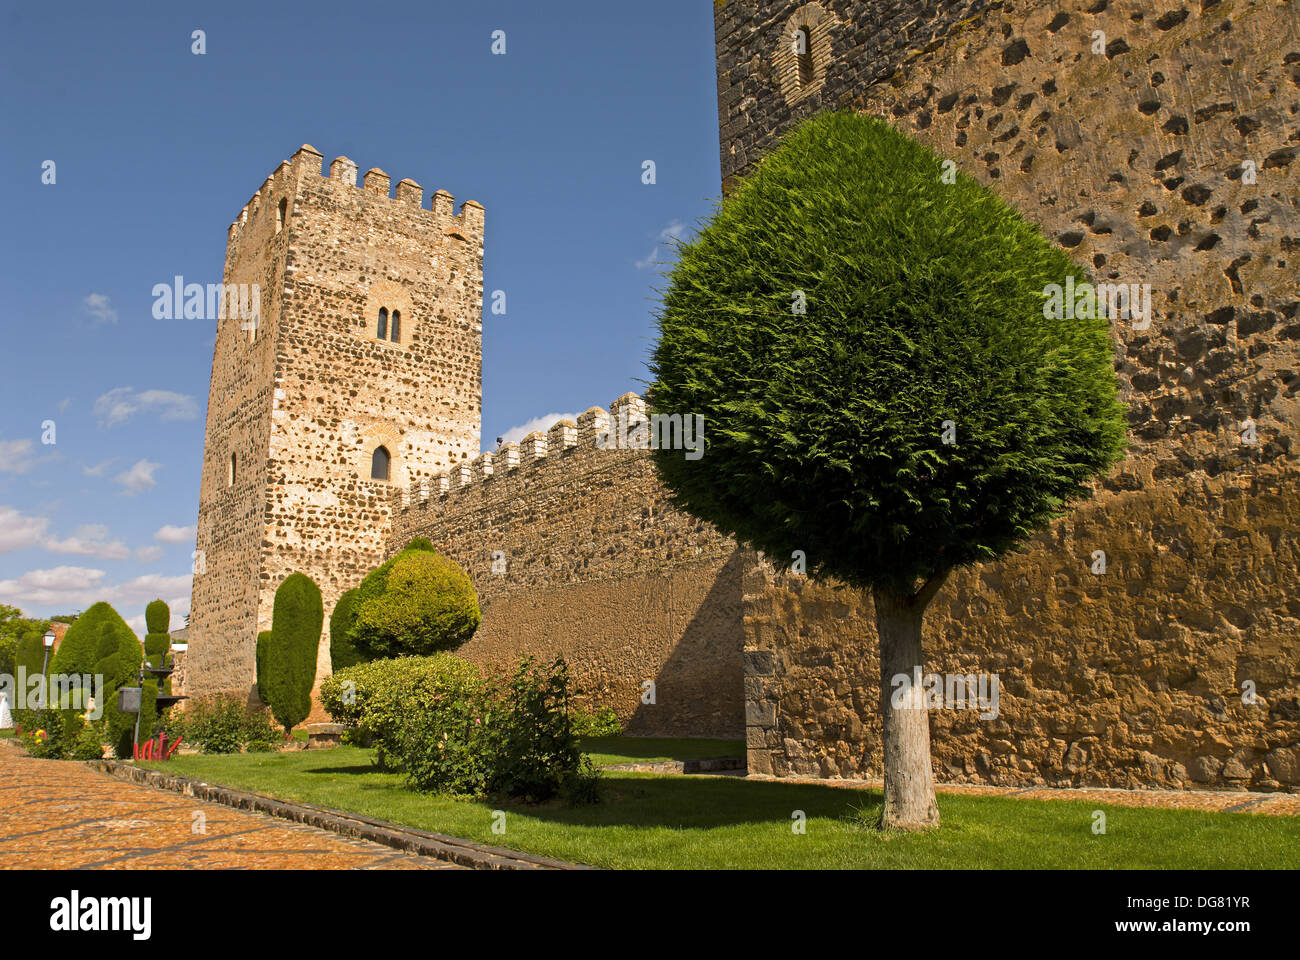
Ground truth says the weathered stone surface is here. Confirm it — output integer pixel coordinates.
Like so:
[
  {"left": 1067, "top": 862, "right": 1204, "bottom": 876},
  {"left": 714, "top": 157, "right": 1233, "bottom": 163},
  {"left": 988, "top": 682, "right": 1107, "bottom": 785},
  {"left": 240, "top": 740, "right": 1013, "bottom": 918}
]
[{"left": 390, "top": 409, "right": 745, "bottom": 738}]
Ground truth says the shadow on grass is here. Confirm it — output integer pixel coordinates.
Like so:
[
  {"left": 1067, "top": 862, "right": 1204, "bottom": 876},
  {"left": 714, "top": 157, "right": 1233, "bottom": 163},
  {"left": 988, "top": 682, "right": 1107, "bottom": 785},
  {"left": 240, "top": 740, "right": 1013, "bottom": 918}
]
[
  {"left": 487, "top": 774, "right": 882, "bottom": 830},
  {"left": 298, "top": 756, "right": 878, "bottom": 830},
  {"left": 303, "top": 764, "right": 383, "bottom": 776}
]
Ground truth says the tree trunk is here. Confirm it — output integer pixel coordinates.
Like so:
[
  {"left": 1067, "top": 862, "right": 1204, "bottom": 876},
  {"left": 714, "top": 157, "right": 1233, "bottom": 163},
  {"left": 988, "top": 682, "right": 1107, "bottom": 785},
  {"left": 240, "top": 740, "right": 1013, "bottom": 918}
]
[{"left": 874, "top": 583, "right": 940, "bottom": 830}]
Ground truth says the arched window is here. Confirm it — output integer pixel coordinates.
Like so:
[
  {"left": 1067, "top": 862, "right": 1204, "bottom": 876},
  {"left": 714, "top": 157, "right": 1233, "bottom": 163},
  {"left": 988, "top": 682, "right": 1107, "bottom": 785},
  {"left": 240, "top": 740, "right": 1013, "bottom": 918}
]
[
  {"left": 390, "top": 310, "right": 401, "bottom": 342},
  {"left": 228, "top": 452, "right": 236, "bottom": 487},
  {"left": 371, "top": 446, "right": 390, "bottom": 481},
  {"left": 276, "top": 198, "right": 287, "bottom": 234},
  {"left": 795, "top": 26, "right": 814, "bottom": 85},
  {"left": 377, "top": 307, "right": 388, "bottom": 340}
]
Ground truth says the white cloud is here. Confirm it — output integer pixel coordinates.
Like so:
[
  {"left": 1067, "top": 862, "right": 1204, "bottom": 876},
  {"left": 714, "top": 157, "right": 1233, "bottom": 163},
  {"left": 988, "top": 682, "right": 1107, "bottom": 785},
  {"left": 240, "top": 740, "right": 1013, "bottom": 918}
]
[
  {"left": 153, "top": 524, "right": 196, "bottom": 544},
  {"left": 0, "top": 565, "right": 108, "bottom": 606},
  {"left": 45, "top": 523, "right": 130, "bottom": 560},
  {"left": 134, "top": 545, "right": 164, "bottom": 563},
  {"left": 635, "top": 219, "right": 692, "bottom": 270},
  {"left": 0, "top": 439, "right": 36, "bottom": 475},
  {"left": 492, "top": 413, "right": 582, "bottom": 450},
  {"left": 83, "top": 293, "right": 118, "bottom": 324},
  {"left": 94, "top": 387, "right": 198, "bottom": 428},
  {"left": 0, "top": 506, "right": 51, "bottom": 553},
  {"left": 83, "top": 459, "right": 116, "bottom": 477},
  {"left": 0, "top": 566, "right": 191, "bottom": 628},
  {"left": 114, "top": 459, "right": 161, "bottom": 495}
]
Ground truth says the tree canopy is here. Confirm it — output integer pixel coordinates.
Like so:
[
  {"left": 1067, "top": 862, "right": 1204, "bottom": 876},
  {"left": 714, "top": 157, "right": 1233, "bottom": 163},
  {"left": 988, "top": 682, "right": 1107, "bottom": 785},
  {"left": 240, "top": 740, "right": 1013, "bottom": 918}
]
[{"left": 649, "top": 110, "right": 1126, "bottom": 593}]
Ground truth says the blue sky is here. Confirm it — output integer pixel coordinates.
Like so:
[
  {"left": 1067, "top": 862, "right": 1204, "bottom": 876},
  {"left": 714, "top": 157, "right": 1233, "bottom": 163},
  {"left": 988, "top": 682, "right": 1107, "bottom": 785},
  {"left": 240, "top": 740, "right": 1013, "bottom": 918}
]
[{"left": 0, "top": 0, "right": 721, "bottom": 633}]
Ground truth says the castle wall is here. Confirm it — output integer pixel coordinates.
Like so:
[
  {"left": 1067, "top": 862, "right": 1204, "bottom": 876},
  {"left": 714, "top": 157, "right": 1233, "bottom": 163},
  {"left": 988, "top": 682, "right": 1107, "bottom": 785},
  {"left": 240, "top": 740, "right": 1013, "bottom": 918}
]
[
  {"left": 188, "top": 145, "right": 485, "bottom": 701},
  {"left": 389, "top": 396, "right": 745, "bottom": 738},
  {"left": 720, "top": 0, "right": 1300, "bottom": 789}
]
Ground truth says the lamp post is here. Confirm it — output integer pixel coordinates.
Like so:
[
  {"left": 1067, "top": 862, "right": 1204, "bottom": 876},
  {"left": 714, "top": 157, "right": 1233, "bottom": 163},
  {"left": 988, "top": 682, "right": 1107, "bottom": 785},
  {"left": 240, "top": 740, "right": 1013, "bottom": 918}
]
[{"left": 40, "top": 630, "right": 55, "bottom": 708}]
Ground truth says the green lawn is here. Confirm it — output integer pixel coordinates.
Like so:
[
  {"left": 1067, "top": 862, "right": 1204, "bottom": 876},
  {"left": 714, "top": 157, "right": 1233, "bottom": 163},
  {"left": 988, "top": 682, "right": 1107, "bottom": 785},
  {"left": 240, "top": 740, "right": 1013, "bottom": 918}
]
[
  {"left": 141, "top": 746, "right": 1298, "bottom": 869},
  {"left": 0, "top": 729, "right": 14, "bottom": 739},
  {"left": 579, "top": 736, "right": 744, "bottom": 766}
]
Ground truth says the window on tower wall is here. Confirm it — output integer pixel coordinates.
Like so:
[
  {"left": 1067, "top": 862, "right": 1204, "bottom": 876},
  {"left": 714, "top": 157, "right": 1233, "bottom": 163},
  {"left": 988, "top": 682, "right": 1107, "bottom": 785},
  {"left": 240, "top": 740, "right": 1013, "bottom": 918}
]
[
  {"left": 371, "top": 446, "right": 391, "bottom": 481},
  {"left": 276, "top": 198, "right": 287, "bottom": 234},
  {"left": 228, "top": 452, "right": 236, "bottom": 487},
  {"left": 795, "top": 26, "right": 814, "bottom": 85},
  {"left": 390, "top": 310, "right": 401, "bottom": 342},
  {"left": 377, "top": 308, "right": 388, "bottom": 340}
]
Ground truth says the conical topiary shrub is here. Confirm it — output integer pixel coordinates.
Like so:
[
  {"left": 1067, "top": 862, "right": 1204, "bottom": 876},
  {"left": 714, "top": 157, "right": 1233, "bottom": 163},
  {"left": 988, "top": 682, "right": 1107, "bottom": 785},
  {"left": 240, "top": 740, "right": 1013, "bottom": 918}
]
[{"left": 262, "top": 573, "right": 322, "bottom": 734}]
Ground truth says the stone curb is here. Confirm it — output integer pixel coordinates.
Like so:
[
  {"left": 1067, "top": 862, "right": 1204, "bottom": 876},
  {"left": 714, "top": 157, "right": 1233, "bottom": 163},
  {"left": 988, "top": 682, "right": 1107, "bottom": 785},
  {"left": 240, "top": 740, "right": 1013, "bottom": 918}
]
[
  {"left": 95, "top": 760, "right": 591, "bottom": 871},
  {"left": 605, "top": 757, "right": 747, "bottom": 774}
]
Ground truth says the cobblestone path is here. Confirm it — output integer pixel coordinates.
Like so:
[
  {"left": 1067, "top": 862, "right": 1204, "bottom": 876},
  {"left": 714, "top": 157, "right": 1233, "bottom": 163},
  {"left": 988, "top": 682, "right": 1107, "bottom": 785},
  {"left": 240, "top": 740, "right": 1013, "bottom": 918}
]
[{"left": 0, "top": 741, "right": 461, "bottom": 869}]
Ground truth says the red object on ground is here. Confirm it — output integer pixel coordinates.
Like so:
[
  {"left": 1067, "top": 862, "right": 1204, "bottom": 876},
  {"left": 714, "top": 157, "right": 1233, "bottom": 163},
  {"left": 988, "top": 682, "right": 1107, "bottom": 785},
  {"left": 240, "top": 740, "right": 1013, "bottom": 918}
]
[{"left": 163, "top": 735, "right": 183, "bottom": 760}]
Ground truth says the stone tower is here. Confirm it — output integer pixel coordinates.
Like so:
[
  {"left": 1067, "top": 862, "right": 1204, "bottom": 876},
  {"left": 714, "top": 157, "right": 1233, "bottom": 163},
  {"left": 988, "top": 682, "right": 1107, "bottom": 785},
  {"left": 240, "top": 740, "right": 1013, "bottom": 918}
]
[{"left": 186, "top": 145, "right": 485, "bottom": 701}]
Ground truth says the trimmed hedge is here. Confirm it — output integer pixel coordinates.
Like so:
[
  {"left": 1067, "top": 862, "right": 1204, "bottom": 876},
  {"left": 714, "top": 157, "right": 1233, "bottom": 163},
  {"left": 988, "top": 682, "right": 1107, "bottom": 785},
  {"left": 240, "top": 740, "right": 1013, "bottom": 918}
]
[
  {"left": 328, "top": 588, "right": 362, "bottom": 671},
  {"left": 47, "top": 602, "right": 140, "bottom": 757},
  {"left": 255, "top": 630, "right": 272, "bottom": 704},
  {"left": 263, "top": 573, "right": 322, "bottom": 734},
  {"left": 143, "top": 598, "right": 171, "bottom": 699},
  {"left": 349, "top": 542, "right": 480, "bottom": 661}
]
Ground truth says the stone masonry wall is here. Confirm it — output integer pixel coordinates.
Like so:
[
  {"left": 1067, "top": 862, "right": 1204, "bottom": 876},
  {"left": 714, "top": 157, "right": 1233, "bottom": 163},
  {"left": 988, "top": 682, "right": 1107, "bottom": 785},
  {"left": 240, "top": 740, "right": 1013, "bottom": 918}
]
[
  {"left": 720, "top": 0, "right": 1300, "bottom": 789},
  {"left": 187, "top": 145, "right": 485, "bottom": 702},
  {"left": 388, "top": 395, "right": 745, "bottom": 738}
]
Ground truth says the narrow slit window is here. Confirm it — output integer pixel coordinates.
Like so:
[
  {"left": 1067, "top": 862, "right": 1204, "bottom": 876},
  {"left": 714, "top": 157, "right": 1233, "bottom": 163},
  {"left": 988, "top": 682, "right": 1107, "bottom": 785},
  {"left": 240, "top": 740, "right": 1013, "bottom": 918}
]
[
  {"left": 390, "top": 310, "right": 401, "bottom": 342},
  {"left": 795, "top": 27, "right": 814, "bottom": 85},
  {"left": 377, "top": 307, "right": 388, "bottom": 340},
  {"left": 371, "top": 446, "right": 390, "bottom": 481},
  {"left": 228, "top": 452, "right": 237, "bottom": 487},
  {"left": 276, "top": 198, "right": 287, "bottom": 233}
]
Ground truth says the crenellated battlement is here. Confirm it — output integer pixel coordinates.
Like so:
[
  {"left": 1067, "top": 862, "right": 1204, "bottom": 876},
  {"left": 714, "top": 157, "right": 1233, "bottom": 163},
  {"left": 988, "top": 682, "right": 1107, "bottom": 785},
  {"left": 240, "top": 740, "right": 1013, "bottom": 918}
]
[
  {"left": 391, "top": 393, "right": 652, "bottom": 514},
  {"left": 227, "top": 143, "right": 484, "bottom": 243}
]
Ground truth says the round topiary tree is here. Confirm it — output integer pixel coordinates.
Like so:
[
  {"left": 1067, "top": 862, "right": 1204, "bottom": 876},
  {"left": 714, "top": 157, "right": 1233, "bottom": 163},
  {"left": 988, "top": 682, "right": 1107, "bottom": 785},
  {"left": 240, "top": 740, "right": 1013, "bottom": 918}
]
[
  {"left": 328, "top": 588, "right": 362, "bottom": 671},
  {"left": 143, "top": 598, "right": 171, "bottom": 695},
  {"left": 349, "top": 541, "right": 480, "bottom": 661},
  {"left": 263, "top": 573, "right": 322, "bottom": 734},
  {"left": 649, "top": 111, "right": 1126, "bottom": 830}
]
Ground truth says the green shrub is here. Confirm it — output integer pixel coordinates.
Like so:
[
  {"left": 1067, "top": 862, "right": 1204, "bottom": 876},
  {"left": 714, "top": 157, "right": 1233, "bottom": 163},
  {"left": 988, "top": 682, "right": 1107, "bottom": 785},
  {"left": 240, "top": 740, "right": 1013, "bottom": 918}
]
[
  {"left": 165, "top": 694, "right": 278, "bottom": 753},
  {"left": 571, "top": 706, "right": 622, "bottom": 738},
  {"left": 320, "top": 653, "right": 480, "bottom": 770},
  {"left": 70, "top": 721, "right": 106, "bottom": 760},
  {"left": 349, "top": 544, "right": 480, "bottom": 661},
  {"left": 255, "top": 630, "right": 272, "bottom": 703},
  {"left": 20, "top": 705, "right": 92, "bottom": 760},
  {"left": 479, "top": 657, "right": 585, "bottom": 802},
  {"left": 329, "top": 588, "right": 362, "bottom": 671},
  {"left": 137, "top": 680, "right": 159, "bottom": 744},
  {"left": 263, "top": 573, "right": 322, "bottom": 734},
  {"left": 394, "top": 657, "right": 593, "bottom": 803}
]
